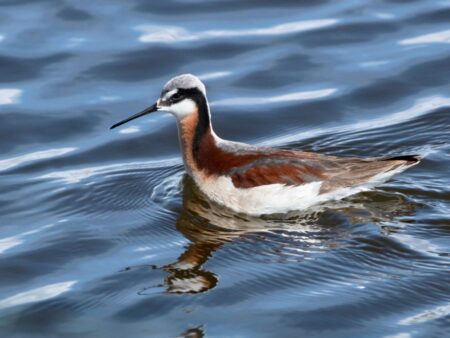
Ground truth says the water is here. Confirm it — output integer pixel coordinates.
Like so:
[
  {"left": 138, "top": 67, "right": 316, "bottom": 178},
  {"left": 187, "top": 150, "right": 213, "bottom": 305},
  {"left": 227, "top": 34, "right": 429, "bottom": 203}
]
[{"left": 0, "top": 1, "right": 449, "bottom": 337}]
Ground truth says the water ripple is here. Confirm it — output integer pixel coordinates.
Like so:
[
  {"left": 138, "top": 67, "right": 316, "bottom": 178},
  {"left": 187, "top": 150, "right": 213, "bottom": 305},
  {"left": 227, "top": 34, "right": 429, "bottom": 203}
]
[
  {"left": 0, "top": 88, "right": 21, "bottom": 105},
  {"left": 0, "top": 147, "right": 75, "bottom": 172},
  {"left": 0, "top": 281, "right": 76, "bottom": 310},
  {"left": 212, "top": 88, "right": 337, "bottom": 106},
  {"left": 135, "top": 19, "right": 338, "bottom": 43},
  {"left": 400, "top": 29, "right": 450, "bottom": 45}
]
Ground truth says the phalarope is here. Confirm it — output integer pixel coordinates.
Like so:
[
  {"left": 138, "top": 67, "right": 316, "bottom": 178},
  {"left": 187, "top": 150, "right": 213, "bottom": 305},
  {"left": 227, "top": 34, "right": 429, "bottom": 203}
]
[{"left": 111, "top": 74, "right": 420, "bottom": 215}]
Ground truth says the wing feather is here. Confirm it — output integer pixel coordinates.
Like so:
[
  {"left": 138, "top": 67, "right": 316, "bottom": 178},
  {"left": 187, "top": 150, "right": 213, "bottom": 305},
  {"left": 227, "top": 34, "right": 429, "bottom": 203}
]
[{"left": 225, "top": 150, "right": 417, "bottom": 193}]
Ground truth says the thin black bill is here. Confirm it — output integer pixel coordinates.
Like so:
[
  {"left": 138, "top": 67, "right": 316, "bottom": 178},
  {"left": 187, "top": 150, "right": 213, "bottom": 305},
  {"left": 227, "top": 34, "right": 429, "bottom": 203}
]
[{"left": 110, "top": 103, "right": 158, "bottom": 130}]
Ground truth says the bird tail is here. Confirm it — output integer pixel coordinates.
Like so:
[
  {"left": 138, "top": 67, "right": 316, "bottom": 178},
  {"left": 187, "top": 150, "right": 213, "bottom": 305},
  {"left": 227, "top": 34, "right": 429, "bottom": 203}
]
[{"left": 382, "top": 154, "right": 422, "bottom": 164}]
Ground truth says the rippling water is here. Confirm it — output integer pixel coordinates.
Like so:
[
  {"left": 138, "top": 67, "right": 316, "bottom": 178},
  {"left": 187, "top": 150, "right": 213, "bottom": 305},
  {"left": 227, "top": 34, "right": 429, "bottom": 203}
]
[{"left": 0, "top": 1, "right": 449, "bottom": 337}]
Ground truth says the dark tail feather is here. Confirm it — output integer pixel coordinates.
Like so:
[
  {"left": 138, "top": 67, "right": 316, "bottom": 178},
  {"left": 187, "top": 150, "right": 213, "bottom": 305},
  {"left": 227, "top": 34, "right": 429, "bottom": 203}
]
[{"left": 382, "top": 155, "right": 422, "bottom": 163}]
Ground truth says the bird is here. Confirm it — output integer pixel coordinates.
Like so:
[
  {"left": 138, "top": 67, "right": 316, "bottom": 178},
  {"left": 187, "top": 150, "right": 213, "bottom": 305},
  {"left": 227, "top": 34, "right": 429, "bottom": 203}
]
[{"left": 110, "top": 74, "right": 421, "bottom": 215}]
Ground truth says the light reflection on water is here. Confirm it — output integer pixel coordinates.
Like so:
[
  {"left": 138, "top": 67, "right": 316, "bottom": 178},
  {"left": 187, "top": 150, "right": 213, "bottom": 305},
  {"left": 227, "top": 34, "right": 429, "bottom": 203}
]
[{"left": 135, "top": 19, "right": 338, "bottom": 43}]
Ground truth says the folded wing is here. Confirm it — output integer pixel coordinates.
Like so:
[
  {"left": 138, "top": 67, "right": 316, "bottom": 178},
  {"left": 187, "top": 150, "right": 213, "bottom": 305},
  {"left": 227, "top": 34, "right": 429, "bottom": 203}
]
[{"left": 226, "top": 150, "right": 419, "bottom": 193}]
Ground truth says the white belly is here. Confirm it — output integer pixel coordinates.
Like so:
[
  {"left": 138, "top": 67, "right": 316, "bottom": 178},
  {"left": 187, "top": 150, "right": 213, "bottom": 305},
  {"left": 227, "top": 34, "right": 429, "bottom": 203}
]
[
  {"left": 194, "top": 164, "right": 412, "bottom": 216},
  {"left": 196, "top": 175, "right": 323, "bottom": 215}
]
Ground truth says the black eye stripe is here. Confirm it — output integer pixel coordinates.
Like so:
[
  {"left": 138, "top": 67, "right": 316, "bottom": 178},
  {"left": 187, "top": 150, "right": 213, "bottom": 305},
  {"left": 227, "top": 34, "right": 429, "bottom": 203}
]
[
  {"left": 170, "top": 92, "right": 183, "bottom": 103},
  {"left": 165, "top": 87, "right": 203, "bottom": 104}
]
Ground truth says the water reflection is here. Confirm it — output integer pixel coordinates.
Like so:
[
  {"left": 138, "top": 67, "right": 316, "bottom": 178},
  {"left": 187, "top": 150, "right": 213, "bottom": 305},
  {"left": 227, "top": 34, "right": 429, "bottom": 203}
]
[
  {"left": 153, "top": 176, "right": 417, "bottom": 294},
  {"left": 135, "top": 19, "right": 337, "bottom": 43},
  {"left": 0, "top": 147, "right": 75, "bottom": 172},
  {"left": 177, "top": 326, "right": 205, "bottom": 338},
  {"left": 0, "top": 88, "right": 21, "bottom": 105},
  {"left": 399, "top": 29, "right": 450, "bottom": 45},
  {"left": 212, "top": 88, "right": 337, "bottom": 106},
  {"left": 260, "top": 95, "right": 450, "bottom": 147},
  {"left": 0, "top": 281, "right": 76, "bottom": 310}
]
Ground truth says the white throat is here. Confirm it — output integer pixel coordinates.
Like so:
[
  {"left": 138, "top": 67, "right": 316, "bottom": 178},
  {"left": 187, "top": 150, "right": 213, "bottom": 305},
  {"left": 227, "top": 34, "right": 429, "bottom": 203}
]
[{"left": 159, "top": 98, "right": 197, "bottom": 120}]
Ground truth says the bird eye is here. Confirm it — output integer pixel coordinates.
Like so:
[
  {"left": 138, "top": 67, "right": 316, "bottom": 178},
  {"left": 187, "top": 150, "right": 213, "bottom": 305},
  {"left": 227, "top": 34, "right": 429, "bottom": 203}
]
[{"left": 171, "top": 92, "right": 182, "bottom": 100}]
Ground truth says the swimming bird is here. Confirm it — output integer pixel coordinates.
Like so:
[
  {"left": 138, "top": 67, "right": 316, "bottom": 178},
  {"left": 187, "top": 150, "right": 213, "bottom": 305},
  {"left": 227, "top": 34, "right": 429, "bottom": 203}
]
[{"left": 110, "top": 74, "right": 420, "bottom": 215}]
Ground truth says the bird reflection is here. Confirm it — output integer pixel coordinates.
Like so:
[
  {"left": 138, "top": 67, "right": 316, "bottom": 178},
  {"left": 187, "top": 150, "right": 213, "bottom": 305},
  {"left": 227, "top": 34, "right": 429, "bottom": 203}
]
[
  {"left": 161, "top": 177, "right": 236, "bottom": 294},
  {"left": 153, "top": 175, "right": 417, "bottom": 294},
  {"left": 163, "top": 176, "right": 330, "bottom": 294},
  {"left": 176, "top": 326, "right": 205, "bottom": 338}
]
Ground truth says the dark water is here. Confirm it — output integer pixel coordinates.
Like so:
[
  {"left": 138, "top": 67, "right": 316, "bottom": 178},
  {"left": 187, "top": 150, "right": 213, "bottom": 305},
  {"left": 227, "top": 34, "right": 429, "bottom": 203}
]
[{"left": 0, "top": 1, "right": 449, "bottom": 337}]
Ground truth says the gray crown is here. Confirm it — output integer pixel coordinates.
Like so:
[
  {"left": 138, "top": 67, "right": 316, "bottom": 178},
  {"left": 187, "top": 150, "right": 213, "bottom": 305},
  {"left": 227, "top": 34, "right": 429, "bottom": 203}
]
[{"left": 162, "top": 74, "right": 206, "bottom": 95}]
